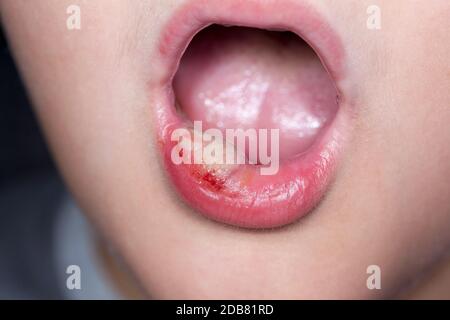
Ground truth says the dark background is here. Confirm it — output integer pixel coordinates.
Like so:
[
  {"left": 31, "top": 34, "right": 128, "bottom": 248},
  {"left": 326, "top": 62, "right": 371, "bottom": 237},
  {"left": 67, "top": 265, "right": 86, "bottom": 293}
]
[
  {"left": 0, "top": 26, "right": 55, "bottom": 189},
  {"left": 0, "top": 25, "right": 67, "bottom": 299}
]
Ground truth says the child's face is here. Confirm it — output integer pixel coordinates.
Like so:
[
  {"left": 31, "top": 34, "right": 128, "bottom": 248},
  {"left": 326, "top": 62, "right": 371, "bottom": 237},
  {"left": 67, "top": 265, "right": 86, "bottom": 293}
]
[{"left": 1, "top": 0, "right": 450, "bottom": 298}]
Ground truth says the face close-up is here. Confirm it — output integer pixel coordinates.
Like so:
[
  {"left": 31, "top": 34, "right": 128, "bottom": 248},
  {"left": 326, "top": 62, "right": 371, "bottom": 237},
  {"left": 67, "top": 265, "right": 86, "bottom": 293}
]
[{"left": 0, "top": 0, "right": 449, "bottom": 300}]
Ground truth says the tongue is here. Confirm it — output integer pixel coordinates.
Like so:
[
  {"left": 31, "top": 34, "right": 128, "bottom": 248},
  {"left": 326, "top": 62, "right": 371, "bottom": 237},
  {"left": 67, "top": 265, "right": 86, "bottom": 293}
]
[{"left": 173, "top": 26, "right": 338, "bottom": 160}]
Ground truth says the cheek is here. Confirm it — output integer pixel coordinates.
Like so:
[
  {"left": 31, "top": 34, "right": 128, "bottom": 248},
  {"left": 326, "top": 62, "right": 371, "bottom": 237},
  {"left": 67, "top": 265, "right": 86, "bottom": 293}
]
[{"left": 336, "top": 22, "right": 450, "bottom": 298}]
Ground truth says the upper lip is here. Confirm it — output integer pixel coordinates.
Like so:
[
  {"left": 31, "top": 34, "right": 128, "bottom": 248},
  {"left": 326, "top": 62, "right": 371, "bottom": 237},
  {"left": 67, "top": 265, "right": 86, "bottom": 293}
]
[
  {"left": 156, "top": 0, "right": 346, "bottom": 88},
  {"left": 150, "top": 0, "right": 353, "bottom": 228}
]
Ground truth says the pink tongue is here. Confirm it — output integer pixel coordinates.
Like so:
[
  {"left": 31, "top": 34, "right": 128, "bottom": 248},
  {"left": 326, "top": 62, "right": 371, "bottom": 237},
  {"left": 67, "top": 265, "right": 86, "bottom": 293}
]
[{"left": 173, "top": 26, "right": 338, "bottom": 159}]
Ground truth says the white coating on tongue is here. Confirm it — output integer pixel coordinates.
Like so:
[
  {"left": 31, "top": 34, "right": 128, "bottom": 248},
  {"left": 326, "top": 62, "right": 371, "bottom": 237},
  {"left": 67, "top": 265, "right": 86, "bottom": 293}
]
[{"left": 173, "top": 26, "right": 338, "bottom": 159}]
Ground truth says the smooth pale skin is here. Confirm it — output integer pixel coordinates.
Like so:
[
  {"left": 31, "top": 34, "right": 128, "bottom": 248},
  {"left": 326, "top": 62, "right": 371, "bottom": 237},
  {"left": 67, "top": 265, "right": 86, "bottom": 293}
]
[{"left": 1, "top": 0, "right": 450, "bottom": 299}]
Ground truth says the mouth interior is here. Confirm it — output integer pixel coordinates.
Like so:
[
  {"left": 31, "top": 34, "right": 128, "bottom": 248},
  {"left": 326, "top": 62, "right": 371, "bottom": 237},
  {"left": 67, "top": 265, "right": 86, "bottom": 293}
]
[{"left": 173, "top": 25, "right": 338, "bottom": 161}]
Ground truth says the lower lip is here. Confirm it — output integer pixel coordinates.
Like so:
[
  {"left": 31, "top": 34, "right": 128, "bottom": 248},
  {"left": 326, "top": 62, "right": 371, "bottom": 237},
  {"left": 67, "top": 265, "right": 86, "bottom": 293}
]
[{"left": 150, "top": 0, "right": 351, "bottom": 228}]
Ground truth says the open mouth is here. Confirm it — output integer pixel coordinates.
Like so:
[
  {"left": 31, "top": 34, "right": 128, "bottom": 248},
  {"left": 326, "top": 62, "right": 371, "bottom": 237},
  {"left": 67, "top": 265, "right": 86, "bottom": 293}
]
[{"left": 151, "top": 0, "right": 352, "bottom": 228}]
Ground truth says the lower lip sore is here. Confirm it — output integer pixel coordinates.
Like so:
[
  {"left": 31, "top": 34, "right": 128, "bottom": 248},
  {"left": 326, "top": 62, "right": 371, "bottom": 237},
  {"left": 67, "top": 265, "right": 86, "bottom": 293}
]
[{"left": 159, "top": 110, "right": 346, "bottom": 228}]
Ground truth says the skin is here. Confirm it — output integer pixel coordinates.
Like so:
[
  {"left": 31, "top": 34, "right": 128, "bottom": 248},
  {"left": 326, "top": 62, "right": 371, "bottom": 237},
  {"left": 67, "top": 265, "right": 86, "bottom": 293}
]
[{"left": 1, "top": 0, "right": 449, "bottom": 299}]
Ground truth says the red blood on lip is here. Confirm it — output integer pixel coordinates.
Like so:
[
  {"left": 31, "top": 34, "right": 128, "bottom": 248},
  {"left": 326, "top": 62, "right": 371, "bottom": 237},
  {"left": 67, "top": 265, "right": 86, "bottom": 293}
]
[
  {"left": 188, "top": 165, "right": 227, "bottom": 192},
  {"left": 201, "top": 171, "right": 225, "bottom": 191}
]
